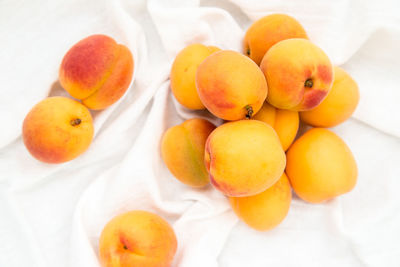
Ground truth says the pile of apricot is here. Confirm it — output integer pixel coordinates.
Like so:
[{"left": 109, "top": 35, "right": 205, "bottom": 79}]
[
  {"left": 162, "top": 14, "right": 359, "bottom": 231},
  {"left": 20, "top": 14, "right": 360, "bottom": 267}
]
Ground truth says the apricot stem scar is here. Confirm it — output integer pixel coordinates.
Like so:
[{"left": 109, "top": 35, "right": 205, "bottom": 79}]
[
  {"left": 246, "top": 48, "right": 251, "bottom": 56},
  {"left": 123, "top": 245, "right": 128, "bottom": 250},
  {"left": 245, "top": 105, "right": 253, "bottom": 119},
  {"left": 70, "top": 118, "right": 82, "bottom": 126},
  {"left": 305, "top": 79, "right": 313, "bottom": 88}
]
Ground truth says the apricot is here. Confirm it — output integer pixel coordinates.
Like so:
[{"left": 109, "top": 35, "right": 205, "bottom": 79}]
[
  {"left": 300, "top": 66, "right": 360, "bottom": 127},
  {"left": 286, "top": 128, "right": 357, "bottom": 203},
  {"left": 260, "top": 38, "right": 333, "bottom": 111},
  {"left": 161, "top": 118, "right": 216, "bottom": 187},
  {"left": 196, "top": 50, "right": 268, "bottom": 121},
  {"left": 59, "top": 34, "right": 134, "bottom": 110},
  {"left": 244, "top": 14, "right": 308, "bottom": 65},
  {"left": 170, "top": 44, "right": 220, "bottom": 110},
  {"left": 229, "top": 173, "right": 291, "bottom": 231},
  {"left": 99, "top": 210, "right": 177, "bottom": 267},
  {"left": 205, "top": 120, "right": 286, "bottom": 197},
  {"left": 252, "top": 102, "right": 299, "bottom": 151},
  {"left": 22, "top": 97, "right": 93, "bottom": 163}
]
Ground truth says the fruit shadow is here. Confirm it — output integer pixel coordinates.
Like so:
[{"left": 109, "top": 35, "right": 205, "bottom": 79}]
[{"left": 295, "top": 121, "right": 312, "bottom": 142}]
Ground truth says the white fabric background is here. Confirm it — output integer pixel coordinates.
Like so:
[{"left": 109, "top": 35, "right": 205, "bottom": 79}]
[{"left": 1, "top": 0, "right": 400, "bottom": 266}]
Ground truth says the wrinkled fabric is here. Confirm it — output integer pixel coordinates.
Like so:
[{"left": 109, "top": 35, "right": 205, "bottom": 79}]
[{"left": 0, "top": 0, "right": 399, "bottom": 266}]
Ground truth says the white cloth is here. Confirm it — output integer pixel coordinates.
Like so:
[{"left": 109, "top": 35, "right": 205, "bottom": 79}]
[{"left": 1, "top": 0, "right": 400, "bottom": 266}]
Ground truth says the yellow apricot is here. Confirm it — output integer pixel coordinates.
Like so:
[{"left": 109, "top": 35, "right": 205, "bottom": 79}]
[
  {"left": 229, "top": 173, "right": 292, "bottom": 231},
  {"left": 170, "top": 44, "right": 220, "bottom": 109},
  {"left": 253, "top": 102, "right": 299, "bottom": 151},
  {"left": 286, "top": 128, "right": 357, "bottom": 203}
]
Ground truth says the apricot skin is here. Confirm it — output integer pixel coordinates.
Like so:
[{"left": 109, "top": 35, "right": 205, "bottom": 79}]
[
  {"left": 229, "top": 173, "right": 292, "bottom": 231},
  {"left": 22, "top": 97, "right": 93, "bottom": 163},
  {"left": 253, "top": 102, "right": 299, "bottom": 151},
  {"left": 59, "top": 34, "right": 134, "bottom": 110},
  {"left": 205, "top": 120, "right": 286, "bottom": 197},
  {"left": 300, "top": 66, "right": 360, "bottom": 127},
  {"left": 161, "top": 118, "right": 216, "bottom": 187},
  {"left": 260, "top": 38, "right": 333, "bottom": 111},
  {"left": 196, "top": 50, "right": 268, "bottom": 121},
  {"left": 170, "top": 44, "right": 220, "bottom": 109},
  {"left": 286, "top": 128, "right": 358, "bottom": 203},
  {"left": 99, "top": 211, "right": 177, "bottom": 267},
  {"left": 244, "top": 14, "right": 308, "bottom": 65}
]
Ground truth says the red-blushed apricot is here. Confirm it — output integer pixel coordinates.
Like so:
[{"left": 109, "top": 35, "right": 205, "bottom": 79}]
[
  {"left": 59, "top": 34, "right": 134, "bottom": 110},
  {"left": 205, "top": 120, "right": 286, "bottom": 197},
  {"left": 244, "top": 14, "right": 308, "bottom": 65},
  {"left": 196, "top": 50, "right": 268, "bottom": 120},
  {"left": 161, "top": 118, "right": 216, "bottom": 187},
  {"left": 260, "top": 38, "right": 333, "bottom": 111},
  {"left": 286, "top": 128, "right": 358, "bottom": 203},
  {"left": 99, "top": 210, "right": 177, "bottom": 267},
  {"left": 300, "top": 66, "right": 360, "bottom": 127},
  {"left": 22, "top": 97, "right": 93, "bottom": 163}
]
